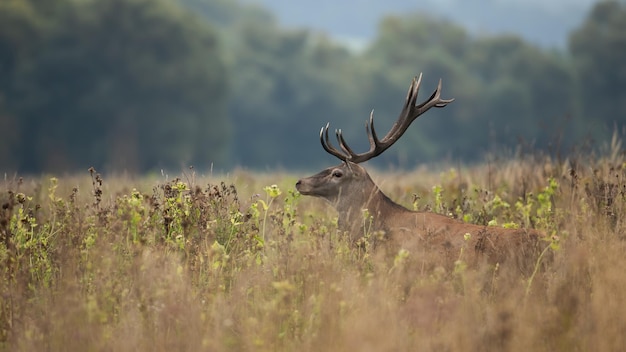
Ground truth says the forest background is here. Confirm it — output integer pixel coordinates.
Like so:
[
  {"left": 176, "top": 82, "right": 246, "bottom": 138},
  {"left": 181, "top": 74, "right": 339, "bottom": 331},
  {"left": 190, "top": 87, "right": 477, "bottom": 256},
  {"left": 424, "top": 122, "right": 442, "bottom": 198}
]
[{"left": 1, "top": 0, "right": 625, "bottom": 174}]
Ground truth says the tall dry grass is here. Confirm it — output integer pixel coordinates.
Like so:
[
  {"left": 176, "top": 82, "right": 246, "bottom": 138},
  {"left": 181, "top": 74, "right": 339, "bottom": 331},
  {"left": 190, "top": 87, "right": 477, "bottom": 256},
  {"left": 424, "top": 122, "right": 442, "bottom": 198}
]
[{"left": 1, "top": 152, "right": 626, "bottom": 351}]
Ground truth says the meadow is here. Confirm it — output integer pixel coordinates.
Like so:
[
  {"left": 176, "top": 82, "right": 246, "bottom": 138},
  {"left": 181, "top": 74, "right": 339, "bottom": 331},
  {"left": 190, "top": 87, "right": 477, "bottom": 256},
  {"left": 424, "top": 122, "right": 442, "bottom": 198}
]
[{"left": 1, "top": 147, "right": 626, "bottom": 351}]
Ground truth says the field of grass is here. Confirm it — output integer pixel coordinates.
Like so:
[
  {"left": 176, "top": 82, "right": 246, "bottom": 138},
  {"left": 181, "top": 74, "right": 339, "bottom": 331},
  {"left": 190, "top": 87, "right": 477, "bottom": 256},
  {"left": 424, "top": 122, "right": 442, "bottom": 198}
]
[{"left": 2, "top": 151, "right": 626, "bottom": 351}]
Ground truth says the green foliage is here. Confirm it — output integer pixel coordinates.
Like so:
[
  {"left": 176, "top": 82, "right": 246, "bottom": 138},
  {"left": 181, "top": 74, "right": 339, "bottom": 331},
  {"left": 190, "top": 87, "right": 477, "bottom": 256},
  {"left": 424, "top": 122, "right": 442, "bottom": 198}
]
[
  {"left": 0, "top": 0, "right": 230, "bottom": 173},
  {"left": 222, "top": 11, "right": 367, "bottom": 168},
  {"left": 420, "top": 168, "right": 562, "bottom": 234},
  {"left": 432, "top": 185, "right": 445, "bottom": 214},
  {"left": 364, "top": 14, "right": 583, "bottom": 164},
  {"left": 569, "top": 0, "right": 626, "bottom": 140}
]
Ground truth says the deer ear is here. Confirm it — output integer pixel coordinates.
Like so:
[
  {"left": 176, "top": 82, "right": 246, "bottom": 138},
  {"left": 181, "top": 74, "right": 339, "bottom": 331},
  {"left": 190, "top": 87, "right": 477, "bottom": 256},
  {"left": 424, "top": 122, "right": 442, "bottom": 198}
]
[{"left": 345, "top": 162, "right": 368, "bottom": 179}]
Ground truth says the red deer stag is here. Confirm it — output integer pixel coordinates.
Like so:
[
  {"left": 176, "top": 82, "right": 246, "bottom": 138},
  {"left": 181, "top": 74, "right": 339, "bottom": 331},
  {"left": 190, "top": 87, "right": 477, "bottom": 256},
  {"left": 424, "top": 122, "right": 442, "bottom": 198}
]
[{"left": 296, "top": 74, "right": 546, "bottom": 273}]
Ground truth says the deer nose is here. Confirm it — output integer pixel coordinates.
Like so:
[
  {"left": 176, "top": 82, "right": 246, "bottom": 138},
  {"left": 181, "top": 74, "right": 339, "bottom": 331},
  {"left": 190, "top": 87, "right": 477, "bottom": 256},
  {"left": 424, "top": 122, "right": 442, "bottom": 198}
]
[{"left": 295, "top": 180, "right": 301, "bottom": 187}]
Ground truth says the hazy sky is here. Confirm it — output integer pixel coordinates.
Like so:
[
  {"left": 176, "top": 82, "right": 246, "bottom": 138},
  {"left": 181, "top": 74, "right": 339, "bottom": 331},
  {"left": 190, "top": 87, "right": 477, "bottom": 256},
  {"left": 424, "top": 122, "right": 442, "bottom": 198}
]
[{"left": 247, "top": 0, "right": 601, "bottom": 48}]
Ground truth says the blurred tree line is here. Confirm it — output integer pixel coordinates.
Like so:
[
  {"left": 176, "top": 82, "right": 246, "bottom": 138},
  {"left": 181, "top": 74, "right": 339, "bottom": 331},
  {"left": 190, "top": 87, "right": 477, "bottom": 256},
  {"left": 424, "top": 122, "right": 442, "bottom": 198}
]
[
  {"left": 0, "top": 0, "right": 229, "bottom": 173},
  {"left": 0, "top": 0, "right": 625, "bottom": 173}
]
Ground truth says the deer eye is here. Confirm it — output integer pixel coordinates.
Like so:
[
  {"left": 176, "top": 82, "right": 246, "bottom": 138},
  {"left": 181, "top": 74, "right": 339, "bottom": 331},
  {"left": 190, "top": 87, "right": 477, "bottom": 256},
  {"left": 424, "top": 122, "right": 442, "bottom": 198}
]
[{"left": 331, "top": 170, "right": 343, "bottom": 178}]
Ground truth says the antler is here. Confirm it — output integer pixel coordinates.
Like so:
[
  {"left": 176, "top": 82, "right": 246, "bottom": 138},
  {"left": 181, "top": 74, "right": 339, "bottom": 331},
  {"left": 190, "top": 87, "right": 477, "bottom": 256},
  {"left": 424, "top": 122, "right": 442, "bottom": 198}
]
[{"left": 320, "top": 73, "right": 454, "bottom": 163}]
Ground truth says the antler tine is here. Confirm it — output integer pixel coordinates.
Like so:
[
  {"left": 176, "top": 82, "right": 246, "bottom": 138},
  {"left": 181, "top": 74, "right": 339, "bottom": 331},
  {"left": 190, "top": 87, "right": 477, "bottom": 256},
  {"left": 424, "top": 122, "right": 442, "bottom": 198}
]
[
  {"left": 375, "top": 75, "right": 454, "bottom": 148},
  {"left": 336, "top": 129, "right": 358, "bottom": 158},
  {"left": 320, "top": 123, "right": 348, "bottom": 161},
  {"left": 386, "top": 74, "right": 423, "bottom": 141},
  {"left": 317, "top": 74, "right": 454, "bottom": 164},
  {"left": 404, "top": 73, "right": 422, "bottom": 111},
  {"left": 414, "top": 78, "right": 455, "bottom": 113},
  {"left": 409, "top": 73, "right": 423, "bottom": 106},
  {"left": 366, "top": 110, "right": 380, "bottom": 148}
]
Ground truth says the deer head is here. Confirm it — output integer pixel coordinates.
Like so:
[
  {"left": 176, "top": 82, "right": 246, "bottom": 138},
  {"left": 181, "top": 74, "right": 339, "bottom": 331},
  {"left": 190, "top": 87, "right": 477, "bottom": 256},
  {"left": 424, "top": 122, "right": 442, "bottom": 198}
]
[{"left": 296, "top": 74, "right": 454, "bottom": 233}]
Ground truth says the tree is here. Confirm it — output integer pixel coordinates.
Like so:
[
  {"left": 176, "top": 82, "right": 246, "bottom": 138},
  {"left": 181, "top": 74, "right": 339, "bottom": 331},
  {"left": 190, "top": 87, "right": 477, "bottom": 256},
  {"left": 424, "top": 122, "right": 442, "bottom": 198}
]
[
  {"left": 0, "top": 0, "right": 230, "bottom": 173},
  {"left": 364, "top": 13, "right": 482, "bottom": 164},
  {"left": 569, "top": 0, "right": 626, "bottom": 140},
  {"left": 0, "top": 0, "right": 44, "bottom": 171},
  {"left": 467, "top": 36, "right": 581, "bottom": 153},
  {"left": 364, "top": 13, "right": 581, "bottom": 163},
  {"left": 219, "top": 11, "right": 367, "bottom": 169}
]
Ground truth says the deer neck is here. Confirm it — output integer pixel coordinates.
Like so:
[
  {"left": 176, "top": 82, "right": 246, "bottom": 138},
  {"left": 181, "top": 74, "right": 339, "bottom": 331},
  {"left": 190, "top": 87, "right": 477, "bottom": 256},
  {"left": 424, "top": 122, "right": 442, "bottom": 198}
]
[{"left": 334, "top": 179, "right": 409, "bottom": 236}]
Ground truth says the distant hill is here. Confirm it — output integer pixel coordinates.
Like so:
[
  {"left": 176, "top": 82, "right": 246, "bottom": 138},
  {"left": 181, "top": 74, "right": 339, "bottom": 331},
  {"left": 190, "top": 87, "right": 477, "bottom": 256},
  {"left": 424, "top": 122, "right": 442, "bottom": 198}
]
[{"left": 244, "top": 0, "right": 598, "bottom": 48}]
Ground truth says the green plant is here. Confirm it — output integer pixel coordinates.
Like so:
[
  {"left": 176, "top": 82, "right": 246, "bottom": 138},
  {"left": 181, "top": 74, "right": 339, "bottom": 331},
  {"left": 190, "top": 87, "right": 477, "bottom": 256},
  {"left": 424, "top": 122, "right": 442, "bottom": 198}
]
[{"left": 256, "top": 184, "right": 282, "bottom": 244}]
